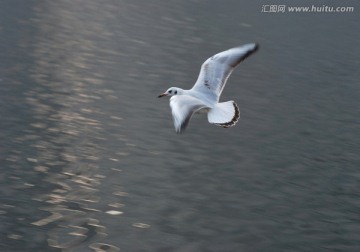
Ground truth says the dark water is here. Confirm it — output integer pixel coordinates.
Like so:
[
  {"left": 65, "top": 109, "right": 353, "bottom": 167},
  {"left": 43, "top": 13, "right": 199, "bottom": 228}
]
[{"left": 1, "top": 0, "right": 360, "bottom": 251}]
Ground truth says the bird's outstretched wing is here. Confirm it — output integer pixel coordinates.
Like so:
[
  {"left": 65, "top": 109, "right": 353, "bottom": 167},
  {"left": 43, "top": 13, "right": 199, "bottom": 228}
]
[
  {"left": 170, "top": 95, "right": 209, "bottom": 134},
  {"left": 191, "top": 43, "right": 259, "bottom": 103}
]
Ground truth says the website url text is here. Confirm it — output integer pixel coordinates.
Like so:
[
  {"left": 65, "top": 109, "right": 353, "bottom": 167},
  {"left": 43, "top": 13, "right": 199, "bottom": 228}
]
[{"left": 261, "top": 5, "right": 354, "bottom": 13}]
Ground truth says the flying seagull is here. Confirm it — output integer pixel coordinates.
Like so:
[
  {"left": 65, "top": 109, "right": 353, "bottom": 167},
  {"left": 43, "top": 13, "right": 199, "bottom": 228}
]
[{"left": 158, "top": 43, "right": 259, "bottom": 134}]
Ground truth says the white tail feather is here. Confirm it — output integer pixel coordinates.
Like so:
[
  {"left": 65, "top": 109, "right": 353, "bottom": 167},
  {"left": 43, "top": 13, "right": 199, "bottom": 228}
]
[{"left": 207, "top": 101, "right": 240, "bottom": 128}]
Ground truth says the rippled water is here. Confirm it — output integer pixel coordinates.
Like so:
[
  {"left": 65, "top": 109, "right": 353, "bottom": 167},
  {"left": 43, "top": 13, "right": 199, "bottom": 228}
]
[{"left": 1, "top": 0, "right": 360, "bottom": 251}]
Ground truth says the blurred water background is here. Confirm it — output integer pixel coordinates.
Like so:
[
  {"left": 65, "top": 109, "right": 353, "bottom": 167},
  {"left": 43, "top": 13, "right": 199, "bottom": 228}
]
[{"left": 1, "top": 0, "right": 360, "bottom": 251}]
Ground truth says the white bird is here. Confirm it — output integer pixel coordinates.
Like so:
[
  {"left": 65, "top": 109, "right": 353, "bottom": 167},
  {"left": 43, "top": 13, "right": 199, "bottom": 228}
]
[{"left": 158, "top": 43, "right": 259, "bottom": 134}]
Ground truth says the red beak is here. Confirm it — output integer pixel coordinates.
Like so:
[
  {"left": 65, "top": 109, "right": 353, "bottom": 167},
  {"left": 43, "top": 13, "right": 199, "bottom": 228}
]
[{"left": 158, "top": 93, "right": 167, "bottom": 98}]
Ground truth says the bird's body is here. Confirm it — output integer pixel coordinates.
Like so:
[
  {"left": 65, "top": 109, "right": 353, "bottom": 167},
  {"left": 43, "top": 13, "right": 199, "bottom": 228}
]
[{"left": 159, "top": 43, "right": 259, "bottom": 134}]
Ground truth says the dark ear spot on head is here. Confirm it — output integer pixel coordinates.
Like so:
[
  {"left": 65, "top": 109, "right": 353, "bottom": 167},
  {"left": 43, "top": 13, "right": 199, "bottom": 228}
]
[{"left": 175, "top": 90, "right": 177, "bottom": 94}]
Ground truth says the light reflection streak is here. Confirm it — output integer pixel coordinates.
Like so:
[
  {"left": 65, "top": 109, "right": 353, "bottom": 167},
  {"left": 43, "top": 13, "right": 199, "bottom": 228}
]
[
  {"left": 22, "top": 1, "right": 125, "bottom": 250},
  {"left": 89, "top": 243, "right": 120, "bottom": 252}
]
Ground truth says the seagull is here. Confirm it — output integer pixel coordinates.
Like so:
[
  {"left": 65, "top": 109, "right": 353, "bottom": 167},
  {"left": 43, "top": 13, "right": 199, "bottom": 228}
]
[{"left": 158, "top": 43, "right": 259, "bottom": 134}]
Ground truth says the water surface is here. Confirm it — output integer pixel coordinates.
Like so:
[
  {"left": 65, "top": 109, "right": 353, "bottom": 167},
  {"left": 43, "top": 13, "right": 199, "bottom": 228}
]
[{"left": 1, "top": 0, "right": 360, "bottom": 251}]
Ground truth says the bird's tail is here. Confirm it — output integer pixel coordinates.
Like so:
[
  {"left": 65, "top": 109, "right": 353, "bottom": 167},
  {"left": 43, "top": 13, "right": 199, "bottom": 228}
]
[{"left": 207, "top": 101, "right": 240, "bottom": 128}]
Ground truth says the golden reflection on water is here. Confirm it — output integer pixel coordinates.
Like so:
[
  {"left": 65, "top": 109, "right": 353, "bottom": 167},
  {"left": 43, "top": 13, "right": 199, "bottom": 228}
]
[{"left": 22, "top": 1, "right": 127, "bottom": 250}]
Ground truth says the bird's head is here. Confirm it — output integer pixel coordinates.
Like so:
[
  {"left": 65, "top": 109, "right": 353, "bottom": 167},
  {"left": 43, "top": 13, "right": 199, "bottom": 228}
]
[{"left": 158, "top": 87, "right": 183, "bottom": 98}]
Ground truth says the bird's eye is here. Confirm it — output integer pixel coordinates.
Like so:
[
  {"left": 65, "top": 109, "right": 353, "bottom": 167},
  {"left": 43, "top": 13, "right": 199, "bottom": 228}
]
[
  {"left": 169, "top": 90, "right": 172, "bottom": 94},
  {"left": 174, "top": 91, "right": 177, "bottom": 94}
]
